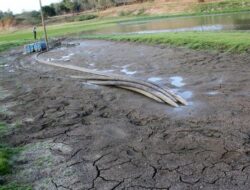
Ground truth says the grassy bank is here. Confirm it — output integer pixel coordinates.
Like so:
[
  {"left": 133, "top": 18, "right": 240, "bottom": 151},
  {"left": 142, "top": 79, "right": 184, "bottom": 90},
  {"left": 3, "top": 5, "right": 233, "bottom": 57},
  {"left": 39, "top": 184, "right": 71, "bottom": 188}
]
[
  {"left": 194, "top": 0, "right": 250, "bottom": 14},
  {"left": 1, "top": 0, "right": 250, "bottom": 53},
  {"left": 82, "top": 32, "right": 250, "bottom": 53},
  {"left": 0, "top": 17, "right": 122, "bottom": 53},
  {"left": 1, "top": 5, "right": 250, "bottom": 53}
]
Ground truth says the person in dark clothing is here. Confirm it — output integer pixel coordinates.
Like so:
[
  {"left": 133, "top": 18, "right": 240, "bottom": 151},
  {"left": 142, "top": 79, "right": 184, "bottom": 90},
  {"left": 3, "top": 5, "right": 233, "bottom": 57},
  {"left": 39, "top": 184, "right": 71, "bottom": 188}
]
[{"left": 33, "top": 26, "right": 37, "bottom": 40}]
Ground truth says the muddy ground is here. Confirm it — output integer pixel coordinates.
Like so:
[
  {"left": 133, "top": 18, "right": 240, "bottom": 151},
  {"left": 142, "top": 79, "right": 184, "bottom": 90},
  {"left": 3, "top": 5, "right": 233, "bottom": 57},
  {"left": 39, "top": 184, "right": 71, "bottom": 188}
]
[{"left": 0, "top": 40, "right": 250, "bottom": 190}]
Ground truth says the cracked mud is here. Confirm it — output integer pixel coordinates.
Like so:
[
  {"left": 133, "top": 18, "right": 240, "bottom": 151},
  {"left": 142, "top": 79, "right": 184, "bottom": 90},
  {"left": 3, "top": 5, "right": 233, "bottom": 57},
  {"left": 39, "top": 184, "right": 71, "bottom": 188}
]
[{"left": 0, "top": 40, "right": 250, "bottom": 189}]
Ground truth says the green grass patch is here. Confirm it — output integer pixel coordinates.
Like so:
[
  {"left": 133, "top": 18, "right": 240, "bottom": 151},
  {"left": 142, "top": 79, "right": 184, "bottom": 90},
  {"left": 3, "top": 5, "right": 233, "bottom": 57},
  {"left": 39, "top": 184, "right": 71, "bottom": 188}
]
[
  {"left": 75, "top": 14, "right": 98, "bottom": 21},
  {"left": 0, "top": 40, "right": 30, "bottom": 53},
  {"left": 1, "top": 3, "right": 250, "bottom": 53},
  {"left": 0, "top": 122, "right": 7, "bottom": 134},
  {"left": 0, "top": 144, "right": 18, "bottom": 175},
  {"left": 0, "top": 183, "right": 32, "bottom": 190},
  {"left": 0, "top": 18, "right": 119, "bottom": 52},
  {"left": 82, "top": 31, "right": 250, "bottom": 53},
  {"left": 0, "top": 123, "right": 29, "bottom": 188},
  {"left": 0, "top": 123, "right": 19, "bottom": 175}
]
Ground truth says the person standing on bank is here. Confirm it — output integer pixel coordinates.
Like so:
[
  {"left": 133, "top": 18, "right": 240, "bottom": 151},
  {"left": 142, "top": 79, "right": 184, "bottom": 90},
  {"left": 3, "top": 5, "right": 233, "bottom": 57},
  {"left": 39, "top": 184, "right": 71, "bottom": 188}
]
[{"left": 33, "top": 26, "right": 37, "bottom": 40}]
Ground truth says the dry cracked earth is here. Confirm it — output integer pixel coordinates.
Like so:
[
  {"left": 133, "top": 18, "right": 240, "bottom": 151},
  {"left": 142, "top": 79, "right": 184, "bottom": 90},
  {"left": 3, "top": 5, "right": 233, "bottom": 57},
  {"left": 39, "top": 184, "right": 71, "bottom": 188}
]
[{"left": 0, "top": 40, "right": 250, "bottom": 190}]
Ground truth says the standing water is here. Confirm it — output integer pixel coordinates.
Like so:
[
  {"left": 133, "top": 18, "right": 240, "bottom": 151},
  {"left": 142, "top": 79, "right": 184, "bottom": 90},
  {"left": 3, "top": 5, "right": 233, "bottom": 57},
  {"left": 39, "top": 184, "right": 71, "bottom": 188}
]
[{"left": 89, "top": 12, "right": 250, "bottom": 34}]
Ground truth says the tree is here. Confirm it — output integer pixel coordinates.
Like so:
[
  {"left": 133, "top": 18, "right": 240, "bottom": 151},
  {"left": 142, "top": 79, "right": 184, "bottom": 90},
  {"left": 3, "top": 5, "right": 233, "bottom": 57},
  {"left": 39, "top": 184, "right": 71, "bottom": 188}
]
[
  {"left": 58, "top": 1, "right": 71, "bottom": 13},
  {"left": 63, "top": 0, "right": 75, "bottom": 13},
  {"left": 42, "top": 5, "right": 56, "bottom": 17}
]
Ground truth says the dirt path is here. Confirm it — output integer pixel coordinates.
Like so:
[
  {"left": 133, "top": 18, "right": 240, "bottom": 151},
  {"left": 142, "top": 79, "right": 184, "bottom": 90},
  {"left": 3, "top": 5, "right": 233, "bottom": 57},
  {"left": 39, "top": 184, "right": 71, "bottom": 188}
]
[{"left": 0, "top": 40, "right": 250, "bottom": 190}]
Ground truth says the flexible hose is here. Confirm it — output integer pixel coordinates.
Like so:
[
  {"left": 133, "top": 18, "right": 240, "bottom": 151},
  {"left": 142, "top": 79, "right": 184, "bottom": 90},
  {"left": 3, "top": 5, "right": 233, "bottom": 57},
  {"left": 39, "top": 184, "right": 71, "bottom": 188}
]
[
  {"left": 69, "top": 75, "right": 187, "bottom": 105},
  {"left": 35, "top": 52, "right": 187, "bottom": 107}
]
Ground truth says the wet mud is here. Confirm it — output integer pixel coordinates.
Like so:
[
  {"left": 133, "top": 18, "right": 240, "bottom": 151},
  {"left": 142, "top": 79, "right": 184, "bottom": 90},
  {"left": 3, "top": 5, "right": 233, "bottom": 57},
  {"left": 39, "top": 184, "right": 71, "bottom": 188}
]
[{"left": 0, "top": 40, "right": 250, "bottom": 189}]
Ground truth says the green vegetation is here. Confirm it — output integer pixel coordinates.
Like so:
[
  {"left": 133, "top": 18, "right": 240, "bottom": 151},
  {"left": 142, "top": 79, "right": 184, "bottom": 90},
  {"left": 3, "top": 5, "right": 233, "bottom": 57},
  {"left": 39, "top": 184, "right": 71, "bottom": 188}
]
[
  {"left": 0, "top": 145, "right": 12, "bottom": 175},
  {"left": 119, "top": 8, "right": 146, "bottom": 17},
  {"left": 0, "top": 17, "right": 117, "bottom": 52},
  {"left": 0, "top": 123, "right": 30, "bottom": 189},
  {"left": 1, "top": 0, "right": 250, "bottom": 29},
  {"left": 76, "top": 14, "right": 98, "bottom": 21},
  {"left": 0, "top": 123, "right": 15, "bottom": 175},
  {"left": 0, "top": 40, "right": 29, "bottom": 53},
  {"left": 82, "top": 32, "right": 250, "bottom": 53},
  {"left": 0, "top": 183, "right": 32, "bottom": 190},
  {"left": 1, "top": 14, "right": 250, "bottom": 54},
  {"left": 194, "top": 0, "right": 250, "bottom": 14},
  {"left": 1, "top": 0, "right": 250, "bottom": 53},
  {"left": 0, "top": 123, "right": 7, "bottom": 134}
]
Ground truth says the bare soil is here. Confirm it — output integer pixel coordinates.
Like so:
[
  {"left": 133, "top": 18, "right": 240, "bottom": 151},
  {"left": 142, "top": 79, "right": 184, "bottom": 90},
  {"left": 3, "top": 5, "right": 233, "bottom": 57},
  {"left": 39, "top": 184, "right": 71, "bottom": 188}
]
[
  {"left": 98, "top": 0, "right": 219, "bottom": 17},
  {"left": 0, "top": 39, "right": 250, "bottom": 190}
]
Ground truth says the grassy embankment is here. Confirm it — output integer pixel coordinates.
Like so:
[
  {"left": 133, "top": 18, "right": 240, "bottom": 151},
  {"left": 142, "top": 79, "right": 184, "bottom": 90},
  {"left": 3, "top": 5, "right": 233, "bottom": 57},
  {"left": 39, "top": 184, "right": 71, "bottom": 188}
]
[
  {"left": 0, "top": 0, "right": 250, "bottom": 53},
  {"left": 194, "top": 0, "right": 250, "bottom": 14},
  {"left": 83, "top": 32, "right": 250, "bottom": 53},
  {"left": 0, "top": 18, "right": 119, "bottom": 52}
]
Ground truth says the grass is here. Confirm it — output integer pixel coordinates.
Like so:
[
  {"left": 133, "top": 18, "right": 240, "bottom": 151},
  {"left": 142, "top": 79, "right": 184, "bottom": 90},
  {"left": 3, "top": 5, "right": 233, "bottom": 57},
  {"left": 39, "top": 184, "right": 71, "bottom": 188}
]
[
  {"left": 0, "top": 123, "right": 16, "bottom": 175},
  {"left": 82, "top": 32, "right": 250, "bottom": 53},
  {"left": 194, "top": 0, "right": 250, "bottom": 14},
  {"left": 0, "top": 146, "right": 13, "bottom": 175},
  {"left": 0, "top": 122, "right": 8, "bottom": 135},
  {"left": 0, "top": 0, "right": 250, "bottom": 53},
  {"left": 0, "top": 40, "right": 29, "bottom": 53},
  {"left": 0, "top": 123, "right": 30, "bottom": 189},
  {"left": 0, "top": 183, "right": 32, "bottom": 190},
  {"left": 0, "top": 17, "right": 121, "bottom": 53}
]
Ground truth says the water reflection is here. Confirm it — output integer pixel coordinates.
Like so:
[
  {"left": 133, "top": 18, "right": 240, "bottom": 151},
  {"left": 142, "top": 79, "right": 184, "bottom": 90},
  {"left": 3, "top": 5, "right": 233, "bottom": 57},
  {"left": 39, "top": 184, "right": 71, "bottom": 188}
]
[
  {"left": 148, "top": 77, "right": 162, "bottom": 82},
  {"left": 86, "top": 12, "right": 250, "bottom": 35},
  {"left": 170, "top": 76, "right": 185, "bottom": 88}
]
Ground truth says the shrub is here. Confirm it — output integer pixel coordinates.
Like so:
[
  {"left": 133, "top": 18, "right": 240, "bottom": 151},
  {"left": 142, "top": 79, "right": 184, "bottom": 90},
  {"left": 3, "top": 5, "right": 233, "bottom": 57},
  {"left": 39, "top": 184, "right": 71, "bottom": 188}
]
[{"left": 76, "top": 14, "right": 98, "bottom": 21}]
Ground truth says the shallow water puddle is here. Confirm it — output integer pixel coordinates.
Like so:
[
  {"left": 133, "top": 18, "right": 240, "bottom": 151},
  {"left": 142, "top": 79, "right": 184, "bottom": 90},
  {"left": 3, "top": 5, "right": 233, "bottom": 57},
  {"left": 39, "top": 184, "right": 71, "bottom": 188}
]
[
  {"left": 179, "top": 91, "right": 193, "bottom": 99},
  {"left": 48, "top": 53, "right": 75, "bottom": 62},
  {"left": 207, "top": 91, "right": 219, "bottom": 95},
  {"left": 170, "top": 76, "right": 185, "bottom": 87},
  {"left": 170, "top": 76, "right": 193, "bottom": 105},
  {"left": 121, "top": 66, "right": 137, "bottom": 75},
  {"left": 102, "top": 69, "right": 115, "bottom": 73},
  {"left": 0, "top": 64, "right": 8, "bottom": 68},
  {"left": 148, "top": 77, "right": 162, "bottom": 83},
  {"left": 61, "top": 53, "right": 74, "bottom": 61}
]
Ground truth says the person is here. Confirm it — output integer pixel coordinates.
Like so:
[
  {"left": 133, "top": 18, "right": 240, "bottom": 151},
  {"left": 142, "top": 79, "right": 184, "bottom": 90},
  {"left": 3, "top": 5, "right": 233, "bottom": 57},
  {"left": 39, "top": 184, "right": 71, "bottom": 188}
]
[{"left": 33, "top": 26, "right": 37, "bottom": 40}]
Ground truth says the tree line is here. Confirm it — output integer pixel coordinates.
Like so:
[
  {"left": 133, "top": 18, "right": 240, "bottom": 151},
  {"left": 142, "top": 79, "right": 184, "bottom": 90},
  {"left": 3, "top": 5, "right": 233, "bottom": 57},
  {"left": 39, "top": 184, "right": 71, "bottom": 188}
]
[
  {"left": 0, "top": 0, "right": 150, "bottom": 28},
  {"left": 42, "top": 0, "right": 151, "bottom": 17}
]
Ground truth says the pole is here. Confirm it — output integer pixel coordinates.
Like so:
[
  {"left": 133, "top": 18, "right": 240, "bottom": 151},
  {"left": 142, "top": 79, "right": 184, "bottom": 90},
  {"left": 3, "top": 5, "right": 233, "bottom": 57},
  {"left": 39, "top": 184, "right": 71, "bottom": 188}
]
[{"left": 39, "top": 0, "right": 49, "bottom": 51}]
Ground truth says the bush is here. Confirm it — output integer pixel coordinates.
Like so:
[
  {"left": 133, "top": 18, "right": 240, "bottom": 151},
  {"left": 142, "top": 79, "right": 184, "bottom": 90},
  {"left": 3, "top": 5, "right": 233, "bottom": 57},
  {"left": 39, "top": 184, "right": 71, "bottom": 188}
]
[
  {"left": 118, "top": 10, "right": 134, "bottom": 16},
  {"left": 136, "top": 8, "right": 146, "bottom": 16},
  {"left": 76, "top": 14, "right": 98, "bottom": 21}
]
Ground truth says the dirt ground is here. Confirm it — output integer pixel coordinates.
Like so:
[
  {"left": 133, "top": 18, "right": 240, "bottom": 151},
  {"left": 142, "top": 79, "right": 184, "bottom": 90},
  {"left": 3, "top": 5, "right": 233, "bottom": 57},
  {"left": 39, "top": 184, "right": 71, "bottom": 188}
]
[
  {"left": 98, "top": 0, "right": 219, "bottom": 17},
  {"left": 0, "top": 39, "right": 250, "bottom": 190}
]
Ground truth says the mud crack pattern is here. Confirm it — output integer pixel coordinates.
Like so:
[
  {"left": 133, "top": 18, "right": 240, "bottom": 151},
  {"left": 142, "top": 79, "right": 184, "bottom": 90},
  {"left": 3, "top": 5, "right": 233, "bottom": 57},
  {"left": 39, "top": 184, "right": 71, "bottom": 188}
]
[{"left": 0, "top": 40, "right": 250, "bottom": 189}]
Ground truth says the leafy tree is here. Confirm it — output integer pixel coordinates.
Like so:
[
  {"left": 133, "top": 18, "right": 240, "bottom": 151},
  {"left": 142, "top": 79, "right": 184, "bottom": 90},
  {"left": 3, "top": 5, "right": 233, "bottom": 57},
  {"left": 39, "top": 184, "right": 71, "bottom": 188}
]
[
  {"left": 42, "top": 5, "right": 56, "bottom": 17},
  {"left": 63, "top": 0, "right": 75, "bottom": 12}
]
